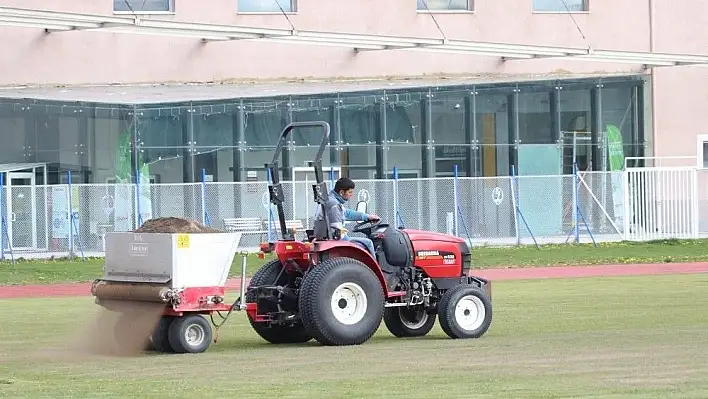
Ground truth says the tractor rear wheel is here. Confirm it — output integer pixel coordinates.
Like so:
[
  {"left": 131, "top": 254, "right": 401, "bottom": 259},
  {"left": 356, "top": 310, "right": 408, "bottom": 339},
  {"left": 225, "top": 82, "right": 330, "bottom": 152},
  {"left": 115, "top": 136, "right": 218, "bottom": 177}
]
[
  {"left": 246, "top": 259, "right": 312, "bottom": 344},
  {"left": 437, "top": 284, "right": 492, "bottom": 339},
  {"left": 383, "top": 306, "right": 436, "bottom": 338},
  {"left": 298, "top": 257, "right": 384, "bottom": 346}
]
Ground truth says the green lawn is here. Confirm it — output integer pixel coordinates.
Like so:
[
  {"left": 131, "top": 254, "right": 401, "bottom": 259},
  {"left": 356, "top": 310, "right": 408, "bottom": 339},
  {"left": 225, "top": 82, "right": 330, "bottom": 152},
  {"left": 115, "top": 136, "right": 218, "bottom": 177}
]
[
  {"left": 1, "top": 273, "right": 707, "bottom": 398},
  {"left": 1, "top": 239, "right": 708, "bottom": 286}
]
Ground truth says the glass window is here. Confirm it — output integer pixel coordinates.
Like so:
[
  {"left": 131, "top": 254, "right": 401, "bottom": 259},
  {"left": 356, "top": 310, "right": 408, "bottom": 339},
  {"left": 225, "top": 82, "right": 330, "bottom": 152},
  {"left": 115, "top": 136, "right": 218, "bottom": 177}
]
[
  {"left": 517, "top": 86, "right": 553, "bottom": 145},
  {"left": 601, "top": 84, "right": 639, "bottom": 166},
  {"left": 475, "top": 90, "right": 512, "bottom": 177},
  {"left": 242, "top": 98, "right": 289, "bottom": 181},
  {"left": 386, "top": 91, "right": 424, "bottom": 176},
  {"left": 338, "top": 92, "right": 380, "bottom": 179},
  {"left": 289, "top": 95, "right": 337, "bottom": 169},
  {"left": 189, "top": 102, "right": 239, "bottom": 183},
  {"left": 559, "top": 86, "right": 592, "bottom": 173},
  {"left": 417, "top": 0, "right": 471, "bottom": 11},
  {"left": 703, "top": 141, "right": 708, "bottom": 168},
  {"left": 114, "top": 0, "right": 172, "bottom": 12},
  {"left": 238, "top": 0, "right": 295, "bottom": 12},
  {"left": 533, "top": 0, "right": 587, "bottom": 12},
  {"left": 429, "top": 89, "right": 470, "bottom": 176},
  {"left": 430, "top": 90, "right": 467, "bottom": 145},
  {"left": 135, "top": 104, "right": 191, "bottom": 183}
]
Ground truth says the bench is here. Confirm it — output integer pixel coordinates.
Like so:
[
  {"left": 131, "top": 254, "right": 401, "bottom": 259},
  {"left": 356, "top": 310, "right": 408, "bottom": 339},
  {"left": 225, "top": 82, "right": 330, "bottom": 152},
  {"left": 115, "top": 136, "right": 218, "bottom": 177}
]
[
  {"left": 223, "top": 217, "right": 266, "bottom": 241},
  {"left": 265, "top": 219, "right": 306, "bottom": 239}
]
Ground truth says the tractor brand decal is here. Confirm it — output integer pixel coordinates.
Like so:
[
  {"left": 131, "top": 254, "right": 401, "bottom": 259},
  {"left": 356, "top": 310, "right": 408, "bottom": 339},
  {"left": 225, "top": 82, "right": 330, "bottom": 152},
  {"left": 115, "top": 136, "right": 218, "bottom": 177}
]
[
  {"left": 415, "top": 250, "right": 440, "bottom": 260},
  {"left": 443, "top": 253, "right": 456, "bottom": 265},
  {"left": 415, "top": 250, "right": 457, "bottom": 264}
]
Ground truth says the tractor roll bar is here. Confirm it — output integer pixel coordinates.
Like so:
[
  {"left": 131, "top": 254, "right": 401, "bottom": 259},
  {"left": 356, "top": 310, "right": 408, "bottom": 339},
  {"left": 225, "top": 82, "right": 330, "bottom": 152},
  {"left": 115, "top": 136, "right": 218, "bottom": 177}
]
[{"left": 265, "top": 121, "right": 331, "bottom": 241}]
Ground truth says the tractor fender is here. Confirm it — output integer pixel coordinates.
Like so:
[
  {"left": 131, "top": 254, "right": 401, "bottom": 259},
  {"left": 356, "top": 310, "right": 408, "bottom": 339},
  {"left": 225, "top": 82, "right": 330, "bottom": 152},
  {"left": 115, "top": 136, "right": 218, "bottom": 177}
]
[{"left": 312, "top": 240, "right": 390, "bottom": 296}]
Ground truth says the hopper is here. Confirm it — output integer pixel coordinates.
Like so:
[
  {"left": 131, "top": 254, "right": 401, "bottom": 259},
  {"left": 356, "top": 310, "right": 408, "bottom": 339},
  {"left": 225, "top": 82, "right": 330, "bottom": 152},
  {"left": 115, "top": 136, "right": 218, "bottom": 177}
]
[{"left": 101, "top": 231, "right": 242, "bottom": 288}]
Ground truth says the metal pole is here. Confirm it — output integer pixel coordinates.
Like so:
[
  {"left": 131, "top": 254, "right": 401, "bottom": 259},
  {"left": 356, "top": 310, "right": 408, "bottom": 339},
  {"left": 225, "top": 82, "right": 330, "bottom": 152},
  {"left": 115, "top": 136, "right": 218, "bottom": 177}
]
[
  {"left": 201, "top": 168, "right": 207, "bottom": 225},
  {"left": 574, "top": 162, "right": 579, "bottom": 243},
  {"left": 135, "top": 168, "right": 141, "bottom": 228},
  {"left": 0, "top": 172, "right": 4, "bottom": 260},
  {"left": 393, "top": 166, "right": 398, "bottom": 226},
  {"left": 453, "top": 164, "right": 459, "bottom": 236},
  {"left": 239, "top": 251, "right": 248, "bottom": 310},
  {"left": 68, "top": 170, "right": 74, "bottom": 258}
]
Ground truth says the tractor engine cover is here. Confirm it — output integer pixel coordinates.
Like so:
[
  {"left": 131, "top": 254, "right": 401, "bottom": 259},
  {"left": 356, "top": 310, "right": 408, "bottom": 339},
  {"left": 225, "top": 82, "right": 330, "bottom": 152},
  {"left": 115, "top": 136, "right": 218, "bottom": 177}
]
[{"left": 404, "top": 229, "right": 471, "bottom": 279}]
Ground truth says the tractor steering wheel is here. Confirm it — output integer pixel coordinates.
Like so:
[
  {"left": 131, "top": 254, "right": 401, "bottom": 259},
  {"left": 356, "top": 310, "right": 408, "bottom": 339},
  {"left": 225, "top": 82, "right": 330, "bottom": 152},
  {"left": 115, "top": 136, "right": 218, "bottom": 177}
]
[{"left": 351, "top": 219, "right": 381, "bottom": 236}]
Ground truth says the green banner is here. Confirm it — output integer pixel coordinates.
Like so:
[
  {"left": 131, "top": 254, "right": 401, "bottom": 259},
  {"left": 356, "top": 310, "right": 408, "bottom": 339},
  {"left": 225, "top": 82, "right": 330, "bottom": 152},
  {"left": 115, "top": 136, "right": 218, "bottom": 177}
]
[
  {"left": 606, "top": 124, "right": 626, "bottom": 228},
  {"left": 606, "top": 124, "right": 625, "bottom": 172}
]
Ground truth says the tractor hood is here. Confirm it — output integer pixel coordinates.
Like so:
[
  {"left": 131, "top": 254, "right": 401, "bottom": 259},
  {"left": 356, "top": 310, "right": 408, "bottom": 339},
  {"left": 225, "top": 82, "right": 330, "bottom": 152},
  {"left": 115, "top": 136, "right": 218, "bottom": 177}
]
[{"left": 402, "top": 229, "right": 467, "bottom": 245}]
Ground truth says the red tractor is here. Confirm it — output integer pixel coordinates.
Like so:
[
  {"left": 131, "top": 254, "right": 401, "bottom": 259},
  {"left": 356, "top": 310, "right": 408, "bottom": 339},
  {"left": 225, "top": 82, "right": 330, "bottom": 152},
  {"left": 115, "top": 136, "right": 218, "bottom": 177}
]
[{"left": 244, "top": 121, "right": 492, "bottom": 346}]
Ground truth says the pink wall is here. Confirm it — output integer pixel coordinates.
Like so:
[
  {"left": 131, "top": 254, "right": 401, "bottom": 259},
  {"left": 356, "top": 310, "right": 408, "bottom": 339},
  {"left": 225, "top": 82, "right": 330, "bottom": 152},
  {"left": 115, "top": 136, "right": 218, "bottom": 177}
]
[
  {"left": 0, "top": 0, "right": 652, "bottom": 86},
  {"left": 649, "top": 0, "right": 708, "bottom": 163},
  {"left": 1, "top": 1, "right": 706, "bottom": 161}
]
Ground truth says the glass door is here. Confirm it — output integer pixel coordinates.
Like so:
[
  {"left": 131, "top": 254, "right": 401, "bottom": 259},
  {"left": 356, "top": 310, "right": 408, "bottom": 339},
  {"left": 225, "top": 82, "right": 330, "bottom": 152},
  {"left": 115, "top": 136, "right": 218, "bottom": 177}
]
[{"left": 6, "top": 172, "right": 37, "bottom": 250}]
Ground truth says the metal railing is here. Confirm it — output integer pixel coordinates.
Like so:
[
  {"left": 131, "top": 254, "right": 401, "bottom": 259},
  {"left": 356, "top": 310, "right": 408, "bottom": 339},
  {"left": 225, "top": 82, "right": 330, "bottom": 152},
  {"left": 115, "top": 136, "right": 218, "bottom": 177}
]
[{"left": 0, "top": 165, "right": 705, "bottom": 259}]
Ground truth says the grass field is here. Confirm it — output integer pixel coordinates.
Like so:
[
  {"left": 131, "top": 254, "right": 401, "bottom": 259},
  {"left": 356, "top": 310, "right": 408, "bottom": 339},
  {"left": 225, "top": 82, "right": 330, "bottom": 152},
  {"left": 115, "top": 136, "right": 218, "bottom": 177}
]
[
  {"left": 1, "top": 273, "right": 707, "bottom": 398},
  {"left": 2, "top": 239, "right": 708, "bottom": 286}
]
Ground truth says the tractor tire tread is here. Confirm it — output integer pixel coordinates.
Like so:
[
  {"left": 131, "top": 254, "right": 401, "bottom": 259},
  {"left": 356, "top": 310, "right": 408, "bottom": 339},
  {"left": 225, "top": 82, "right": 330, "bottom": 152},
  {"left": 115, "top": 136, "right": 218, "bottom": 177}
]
[
  {"left": 383, "top": 307, "right": 437, "bottom": 338},
  {"left": 298, "top": 257, "right": 384, "bottom": 346},
  {"left": 438, "top": 284, "right": 493, "bottom": 339}
]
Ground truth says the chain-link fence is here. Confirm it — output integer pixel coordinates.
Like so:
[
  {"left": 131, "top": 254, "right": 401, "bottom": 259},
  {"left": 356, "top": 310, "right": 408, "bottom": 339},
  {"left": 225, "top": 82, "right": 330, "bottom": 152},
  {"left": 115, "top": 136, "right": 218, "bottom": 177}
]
[{"left": 1, "top": 169, "right": 696, "bottom": 259}]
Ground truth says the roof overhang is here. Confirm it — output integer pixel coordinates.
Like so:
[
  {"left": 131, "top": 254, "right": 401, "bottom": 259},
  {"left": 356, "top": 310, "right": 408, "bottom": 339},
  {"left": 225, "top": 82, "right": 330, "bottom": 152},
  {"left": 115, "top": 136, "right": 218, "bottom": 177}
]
[{"left": 1, "top": 6, "right": 708, "bottom": 68}]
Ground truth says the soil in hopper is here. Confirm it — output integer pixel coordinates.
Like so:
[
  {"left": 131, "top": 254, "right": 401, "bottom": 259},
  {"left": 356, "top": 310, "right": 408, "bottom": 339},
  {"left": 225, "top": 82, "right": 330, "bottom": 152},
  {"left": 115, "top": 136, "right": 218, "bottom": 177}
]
[{"left": 75, "top": 217, "right": 223, "bottom": 357}]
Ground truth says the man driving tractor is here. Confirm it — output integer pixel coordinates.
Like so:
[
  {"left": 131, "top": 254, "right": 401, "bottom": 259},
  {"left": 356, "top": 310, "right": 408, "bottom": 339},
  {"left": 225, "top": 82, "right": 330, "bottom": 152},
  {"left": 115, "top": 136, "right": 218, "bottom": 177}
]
[{"left": 313, "top": 177, "right": 379, "bottom": 257}]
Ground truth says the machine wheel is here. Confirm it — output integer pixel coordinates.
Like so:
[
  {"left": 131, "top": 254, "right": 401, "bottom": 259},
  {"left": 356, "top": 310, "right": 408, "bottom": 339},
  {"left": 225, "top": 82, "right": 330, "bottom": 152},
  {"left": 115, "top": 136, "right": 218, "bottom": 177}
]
[
  {"left": 298, "top": 257, "right": 384, "bottom": 346},
  {"left": 383, "top": 307, "right": 437, "bottom": 338},
  {"left": 167, "top": 314, "right": 213, "bottom": 354},
  {"left": 246, "top": 259, "right": 312, "bottom": 344},
  {"left": 437, "top": 284, "right": 492, "bottom": 339},
  {"left": 150, "top": 316, "right": 176, "bottom": 353}
]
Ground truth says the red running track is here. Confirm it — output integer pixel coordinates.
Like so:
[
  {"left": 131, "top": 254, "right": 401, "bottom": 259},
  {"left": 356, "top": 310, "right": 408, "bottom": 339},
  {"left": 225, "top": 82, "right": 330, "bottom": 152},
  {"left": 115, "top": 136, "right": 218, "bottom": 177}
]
[{"left": 1, "top": 262, "right": 708, "bottom": 299}]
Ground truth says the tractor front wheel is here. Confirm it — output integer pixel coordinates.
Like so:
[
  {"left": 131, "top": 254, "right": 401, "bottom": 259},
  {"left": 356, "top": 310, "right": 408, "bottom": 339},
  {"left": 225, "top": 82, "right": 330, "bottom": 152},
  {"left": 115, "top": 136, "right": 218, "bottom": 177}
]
[
  {"left": 437, "top": 284, "right": 492, "bottom": 339},
  {"left": 383, "top": 306, "right": 436, "bottom": 338},
  {"left": 299, "top": 257, "right": 384, "bottom": 346}
]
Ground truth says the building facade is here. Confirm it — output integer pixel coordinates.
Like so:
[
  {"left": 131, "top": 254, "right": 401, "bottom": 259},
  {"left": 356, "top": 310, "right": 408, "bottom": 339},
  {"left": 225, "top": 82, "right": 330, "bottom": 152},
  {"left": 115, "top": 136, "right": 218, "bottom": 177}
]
[
  {"left": 4, "top": 0, "right": 694, "bottom": 184},
  {"left": 0, "top": 0, "right": 706, "bottom": 255}
]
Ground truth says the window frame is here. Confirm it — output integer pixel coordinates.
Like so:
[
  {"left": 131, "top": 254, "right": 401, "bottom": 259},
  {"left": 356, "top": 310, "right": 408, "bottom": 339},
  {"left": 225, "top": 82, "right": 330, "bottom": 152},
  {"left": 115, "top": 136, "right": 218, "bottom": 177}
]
[
  {"left": 697, "top": 134, "right": 708, "bottom": 168},
  {"left": 416, "top": 0, "right": 474, "bottom": 13},
  {"left": 532, "top": 0, "right": 589, "bottom": 13},
  {"left": 113, "top": 0, "right": 175, "bottom": 15},
  {"left": 237, "top": 0, "right": 297, "bottom": 14}
]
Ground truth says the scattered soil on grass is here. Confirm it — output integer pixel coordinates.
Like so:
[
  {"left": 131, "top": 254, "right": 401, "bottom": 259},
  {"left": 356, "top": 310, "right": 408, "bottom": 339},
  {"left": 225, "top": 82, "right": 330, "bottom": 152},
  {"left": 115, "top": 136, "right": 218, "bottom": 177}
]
[
  {"left": 69, "top": 300, "right": 166, "bottom": 358},
  {"left": 134, "top": 217, "right": 222, "bottom": 233}
]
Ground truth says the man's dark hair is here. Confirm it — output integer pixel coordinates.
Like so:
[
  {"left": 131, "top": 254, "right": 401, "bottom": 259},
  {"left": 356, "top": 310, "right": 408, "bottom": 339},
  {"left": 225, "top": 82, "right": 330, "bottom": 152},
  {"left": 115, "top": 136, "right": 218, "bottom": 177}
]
[{"left": 334, "top": 177, "right": 355, "bottom": 193}]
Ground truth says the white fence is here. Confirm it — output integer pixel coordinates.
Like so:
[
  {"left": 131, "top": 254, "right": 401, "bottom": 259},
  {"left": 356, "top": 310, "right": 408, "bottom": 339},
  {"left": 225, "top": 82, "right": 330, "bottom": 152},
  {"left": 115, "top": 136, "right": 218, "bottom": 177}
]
[{"left": 0, "top": 167, "right": 705, "bottom": 259}]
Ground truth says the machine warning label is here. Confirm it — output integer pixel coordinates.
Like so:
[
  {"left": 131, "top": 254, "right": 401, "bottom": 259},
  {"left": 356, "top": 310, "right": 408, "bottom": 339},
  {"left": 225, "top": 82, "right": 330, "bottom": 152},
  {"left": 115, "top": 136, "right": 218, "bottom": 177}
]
[{"left": 177, "top": 234, "right": 190, "bottom": 249}]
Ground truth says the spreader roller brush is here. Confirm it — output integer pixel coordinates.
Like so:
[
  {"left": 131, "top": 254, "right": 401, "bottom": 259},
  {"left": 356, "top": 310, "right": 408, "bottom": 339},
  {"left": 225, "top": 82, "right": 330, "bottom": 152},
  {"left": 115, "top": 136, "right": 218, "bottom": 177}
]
[{"left": 91, "top": 280, "right": 174, "bottom": 303}]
